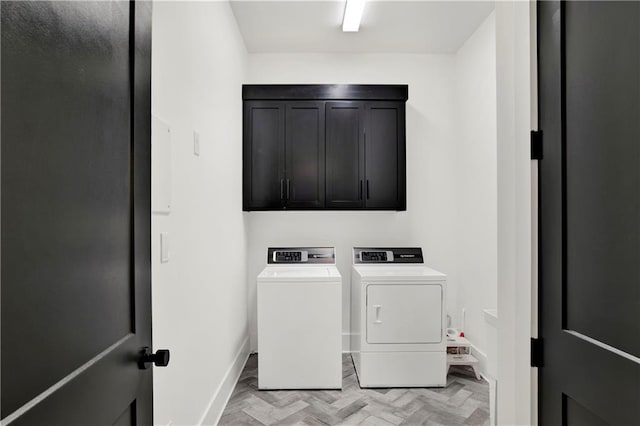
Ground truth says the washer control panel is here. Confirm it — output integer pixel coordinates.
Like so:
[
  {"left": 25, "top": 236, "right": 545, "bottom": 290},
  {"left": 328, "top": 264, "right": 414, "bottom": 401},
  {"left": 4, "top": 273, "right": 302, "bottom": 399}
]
[
  {"left": 268, "top": 247, "right": 335, "bottom": 264},
  {"left": 361, "top": 250, "right": 394, "bottom": 262},
  {"left": 353, "top": 247, "right": 424, "bottom": 264}
]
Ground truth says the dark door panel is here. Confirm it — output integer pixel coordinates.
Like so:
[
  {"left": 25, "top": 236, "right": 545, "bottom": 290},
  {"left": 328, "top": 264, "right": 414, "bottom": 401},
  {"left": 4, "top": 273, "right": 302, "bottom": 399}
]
[
  {"left": 538, "top": 1, "right": 640, "bottom": 424},
  {"left": 285, "top": 102, "right": 325, "bottom": 208},
  {"left": 244, "top": 102, "right": 285, "bottom": 209},
  {"left": 563, "top": 0, "right": 640, "bottom": 357},
  {"left": 364, "top": 103, "right": 405, "bottom": 209},
  {"left": 1, "top": 1, "right": 153, "bottom": 423},
  {"left": 564, "top": 395, "right": 608, "bottom": 426},
  {"left": 7, "top": 335, "right": 144, "bottom": 426},
  {"left": 113, "top": 403, "right": 137, "bottom": 426},
  {"left": 325, "top": 101, "right": 364, "bottom": 209}
]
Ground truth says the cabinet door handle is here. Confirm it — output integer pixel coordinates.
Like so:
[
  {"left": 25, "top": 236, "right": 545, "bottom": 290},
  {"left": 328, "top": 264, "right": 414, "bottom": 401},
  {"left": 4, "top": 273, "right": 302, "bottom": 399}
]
[
  {"left": 280, "top": 179, "right": 284, "bottom": 201},
  {"left": 366, "top": 180, "right": 370, "bottom": 200},
  {"left": 359, "top": 180, "right": 363, "bottom": 200},
  {"left": 286, "top": 179, "right": 290, "bottom": 200}
]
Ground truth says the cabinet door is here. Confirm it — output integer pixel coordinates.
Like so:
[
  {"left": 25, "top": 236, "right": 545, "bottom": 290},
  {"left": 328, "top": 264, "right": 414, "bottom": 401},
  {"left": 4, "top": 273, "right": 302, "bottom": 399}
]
[
  {"left": 285, "top": 102, "right": 325, "bottom": 208},
  {"left": 325, "top": 102, "right": 364, "bottom": 209},
  {"left": 243, "top": 102, "right": 285, "bottom": 210},
  {"left": 364, "top": 102, "right": 406, "bottom": 210}
]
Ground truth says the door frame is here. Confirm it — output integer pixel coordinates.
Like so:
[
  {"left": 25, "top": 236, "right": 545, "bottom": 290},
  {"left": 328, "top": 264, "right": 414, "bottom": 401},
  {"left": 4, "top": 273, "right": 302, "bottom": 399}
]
[{"left": 494, "top": 1, "right": 535, "bottom": 425}]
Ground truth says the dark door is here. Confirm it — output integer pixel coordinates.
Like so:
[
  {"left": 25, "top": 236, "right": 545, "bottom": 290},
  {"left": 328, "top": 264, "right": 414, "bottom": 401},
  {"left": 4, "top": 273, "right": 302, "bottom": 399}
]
[
  {"left": 285, "top": 102, "right": 325, "bottom": 208},
  {"left": 1, "top": 1, "right": 157, "bottom": 424},
  {"left": 538, "top": 1, "right": 640, "bottom": 424},
  {"left": 325, "top": 101, "right": 364, "bottom": 209},
  {"left": 243, "top": 101, "right": 285, "bottom": 210},
  {"left": 364, "top": 102, "right": 406, "bottom": 210}
]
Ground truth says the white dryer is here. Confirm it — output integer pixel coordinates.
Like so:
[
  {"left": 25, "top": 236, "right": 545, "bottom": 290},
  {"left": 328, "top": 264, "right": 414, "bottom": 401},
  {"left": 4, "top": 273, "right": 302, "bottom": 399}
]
[
  {"left": 258, "top": 247, "right": 342, "bottom": 390},
  {"left": 351, "top": 247, "right": 447, "bottom": 387}
]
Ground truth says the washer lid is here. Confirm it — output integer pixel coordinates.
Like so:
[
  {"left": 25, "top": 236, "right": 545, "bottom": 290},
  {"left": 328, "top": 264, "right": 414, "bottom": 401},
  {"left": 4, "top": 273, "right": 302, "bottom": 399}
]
[
  {"left": 353, "top": 265, "right": 446, "bottom": 281},
  {"left": 258, "top": 266, "right": 341, "bottom": 282}
]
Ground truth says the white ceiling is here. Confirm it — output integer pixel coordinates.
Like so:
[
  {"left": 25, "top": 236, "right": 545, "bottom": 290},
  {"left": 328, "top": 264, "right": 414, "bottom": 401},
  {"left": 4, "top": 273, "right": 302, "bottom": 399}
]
[{"left": 230, "top": 1, "right": 495, "bottom": 54}]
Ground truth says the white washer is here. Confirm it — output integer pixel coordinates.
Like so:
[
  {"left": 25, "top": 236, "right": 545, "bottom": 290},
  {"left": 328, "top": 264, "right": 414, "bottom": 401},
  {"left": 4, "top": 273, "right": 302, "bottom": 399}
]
[
  {"left": 351, "top": 247, "right": 447, "bottom": 388},
  {"left": 258, "top": 247, "right": 342, "bottom": 390}
]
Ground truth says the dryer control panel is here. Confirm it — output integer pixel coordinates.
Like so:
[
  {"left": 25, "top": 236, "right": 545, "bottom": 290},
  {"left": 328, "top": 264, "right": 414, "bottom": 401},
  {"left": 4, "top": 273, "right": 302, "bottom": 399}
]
[
  {"left": 353, "top": 247, "right": 424, "bottom": 264},
  {"left": 267, "top": 247, "right": 336, "bottom": 264}
]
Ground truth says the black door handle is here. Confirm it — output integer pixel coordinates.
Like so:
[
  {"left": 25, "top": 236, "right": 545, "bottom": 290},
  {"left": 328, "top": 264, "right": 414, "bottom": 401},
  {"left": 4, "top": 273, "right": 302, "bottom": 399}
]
[
  {"left": 366, "top": 180, "right": 370, "bottom": 200},
  {"left": 139, "top": 346, "right": 170, "bottom": 369},
  {"left": 286, "top": 179, "right": 291, "bottom": 200},
  {"left": 359, "top": 180, "right": 363, "bottom": 200}
]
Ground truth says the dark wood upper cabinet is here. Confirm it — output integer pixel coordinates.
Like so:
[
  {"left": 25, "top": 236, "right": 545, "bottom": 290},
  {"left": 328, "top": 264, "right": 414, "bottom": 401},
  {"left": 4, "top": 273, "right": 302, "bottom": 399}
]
[
  {"left": 325, "top": 101, "right": 364, "bottom": 209},
  {"left": 364, "top": 102, "right": 406, "bottom": 210},
  {"left": 243, "top": 101, "right": 285, "bottom": 209},
  {"left": 285, "top": 102, "right": 325, "bottom": 208},
  {"left": 243, "top": 85, "right": 407, "bottom": 211}
]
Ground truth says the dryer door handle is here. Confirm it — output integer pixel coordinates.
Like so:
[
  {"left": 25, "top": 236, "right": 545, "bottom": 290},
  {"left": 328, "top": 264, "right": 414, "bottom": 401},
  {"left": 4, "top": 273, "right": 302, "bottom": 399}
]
[{"left": 373, "top": 305, "right": 383, "bottom": 324}]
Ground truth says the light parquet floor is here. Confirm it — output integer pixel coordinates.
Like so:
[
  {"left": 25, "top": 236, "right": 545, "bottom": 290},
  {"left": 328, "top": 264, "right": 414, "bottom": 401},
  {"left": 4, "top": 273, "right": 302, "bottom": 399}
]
[{"left": 219, "top": 354, "right": 490, "bottom": 426}]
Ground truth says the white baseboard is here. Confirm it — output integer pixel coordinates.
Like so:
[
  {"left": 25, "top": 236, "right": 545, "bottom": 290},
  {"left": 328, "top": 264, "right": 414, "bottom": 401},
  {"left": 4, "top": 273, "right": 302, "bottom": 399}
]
[
  {"left": 342, "top": 332, "right": 351, "bottom": 353},
  {"left": 199, "top": 337, "right": 250, "bottom": 426},
  {"left": 249, "top": 332, "right": 257, "bottom": 353},
  {"left": 480, "top": 374, "right": 497, "bottom": 426},
  {"left": 469, "top": 343, "right": 488, "bottom": 375}
]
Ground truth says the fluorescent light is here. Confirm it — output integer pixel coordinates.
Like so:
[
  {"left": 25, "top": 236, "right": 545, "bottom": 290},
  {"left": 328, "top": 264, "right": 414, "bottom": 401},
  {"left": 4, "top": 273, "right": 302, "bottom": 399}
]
[{"left": 342, "top": 0, "right": 366, "bottom": 32}]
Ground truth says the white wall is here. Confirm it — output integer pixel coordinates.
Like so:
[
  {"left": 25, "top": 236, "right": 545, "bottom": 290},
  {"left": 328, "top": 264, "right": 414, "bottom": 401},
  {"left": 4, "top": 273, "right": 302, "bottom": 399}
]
[
  {"left": 152, "top": 2, "right": 249, "bottom": 425},
  {"left": 245, "top": 54, "right": 459, "bottom": 352},
  {"left": 454, "top": 12, "right": 498, "bottom": 376}
]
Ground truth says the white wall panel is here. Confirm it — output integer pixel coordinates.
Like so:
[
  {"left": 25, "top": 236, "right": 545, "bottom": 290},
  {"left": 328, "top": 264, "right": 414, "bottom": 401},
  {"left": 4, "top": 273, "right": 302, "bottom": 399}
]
[{"left": 152, "top": 2, "right": 249, "bottom": 425}]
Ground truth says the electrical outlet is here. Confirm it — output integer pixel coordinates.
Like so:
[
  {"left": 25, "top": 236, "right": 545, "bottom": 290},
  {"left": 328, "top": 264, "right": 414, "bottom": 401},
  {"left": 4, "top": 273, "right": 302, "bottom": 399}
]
[{"left": 193, "top": 130, "right": 200, "bottom": 156}]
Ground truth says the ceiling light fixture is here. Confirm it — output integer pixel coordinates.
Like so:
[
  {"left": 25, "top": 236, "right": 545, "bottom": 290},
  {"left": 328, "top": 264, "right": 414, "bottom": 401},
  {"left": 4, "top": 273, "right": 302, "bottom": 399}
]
[{"left": 342, "top": 0, "right": 366, "bottom": 32}]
